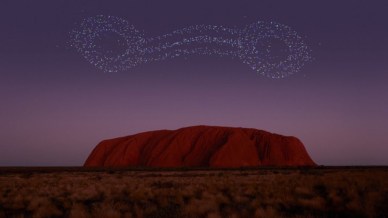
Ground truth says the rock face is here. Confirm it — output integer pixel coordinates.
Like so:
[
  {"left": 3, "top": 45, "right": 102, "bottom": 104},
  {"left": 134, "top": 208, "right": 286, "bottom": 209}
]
[{"left": 84, "top": 126, "right": 316, "bottom": 167}]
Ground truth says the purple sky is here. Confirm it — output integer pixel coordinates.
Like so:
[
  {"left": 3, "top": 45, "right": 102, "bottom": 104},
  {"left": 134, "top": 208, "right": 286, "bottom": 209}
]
[{"left": 1, "top": 0, "right": 388, "bottom": 166}]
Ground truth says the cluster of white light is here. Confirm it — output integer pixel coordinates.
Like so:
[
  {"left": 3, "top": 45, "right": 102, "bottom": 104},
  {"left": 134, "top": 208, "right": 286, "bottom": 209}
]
[{"left": 70, "top": 15, "right": 312, "bottom": 78}]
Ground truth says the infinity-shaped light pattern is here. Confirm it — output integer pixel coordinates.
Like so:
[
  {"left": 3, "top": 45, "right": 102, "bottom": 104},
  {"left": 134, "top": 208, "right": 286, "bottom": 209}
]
[{"left": 70, "top": 15, "right": 312, "bottom": 78}]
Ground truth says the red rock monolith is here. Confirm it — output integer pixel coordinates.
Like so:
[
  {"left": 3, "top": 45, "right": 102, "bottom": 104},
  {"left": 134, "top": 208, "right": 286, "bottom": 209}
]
[{"left": 84, "top": 125, "right": 316, "bottom": 167}]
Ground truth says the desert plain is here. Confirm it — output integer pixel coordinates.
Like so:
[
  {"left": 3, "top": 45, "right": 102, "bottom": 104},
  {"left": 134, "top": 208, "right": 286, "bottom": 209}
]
[{"left": 0, "top": 167, "right": 387, "bottom": 218}]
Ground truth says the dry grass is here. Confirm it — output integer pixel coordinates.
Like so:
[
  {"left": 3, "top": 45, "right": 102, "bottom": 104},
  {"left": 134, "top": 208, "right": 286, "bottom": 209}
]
[{"left": 0, "top": 167, "right": 387, "bottom": 218}]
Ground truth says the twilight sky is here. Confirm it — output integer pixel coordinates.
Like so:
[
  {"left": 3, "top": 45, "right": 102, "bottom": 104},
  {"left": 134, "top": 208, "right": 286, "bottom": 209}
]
[{"left": 1, "top": 0, "right": 388, "bottom": 166}]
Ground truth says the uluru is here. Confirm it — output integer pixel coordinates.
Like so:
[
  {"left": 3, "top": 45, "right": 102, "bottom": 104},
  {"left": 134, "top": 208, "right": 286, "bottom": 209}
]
[{"left": 84, "top": 125, "right": 316, "bottom": 167}]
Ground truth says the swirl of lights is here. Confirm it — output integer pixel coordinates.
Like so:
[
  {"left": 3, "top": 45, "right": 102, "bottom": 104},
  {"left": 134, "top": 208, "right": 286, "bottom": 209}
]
[{"left": 70, "top": 15, "right": 312, "bottom": 78}]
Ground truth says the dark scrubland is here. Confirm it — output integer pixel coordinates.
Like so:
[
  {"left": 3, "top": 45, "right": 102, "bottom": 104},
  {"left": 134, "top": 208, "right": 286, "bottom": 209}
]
[{"left": 0, "top": 167, "right": 387, "bottom": 218}]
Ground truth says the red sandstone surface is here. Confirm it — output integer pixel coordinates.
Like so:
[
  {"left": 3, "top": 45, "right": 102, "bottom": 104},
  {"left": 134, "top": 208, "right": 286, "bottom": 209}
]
[{"left": 84, "top": 126, "right": 316, "bottom": 167}]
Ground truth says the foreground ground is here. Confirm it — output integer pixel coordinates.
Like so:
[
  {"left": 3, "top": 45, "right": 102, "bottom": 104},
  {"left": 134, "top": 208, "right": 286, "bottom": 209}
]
[{"left": 0, "top": 167, "right": 387, "bottom": 218}]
